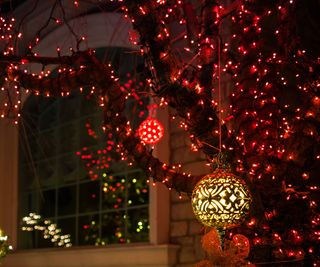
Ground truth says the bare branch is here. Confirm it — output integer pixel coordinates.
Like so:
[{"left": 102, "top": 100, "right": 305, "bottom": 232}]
[
  {"left": 0, "top": 50, "right": 93, "bottom": 66},
  {"left": 220, "top": 0, "right": 242, "bottom": 20}
]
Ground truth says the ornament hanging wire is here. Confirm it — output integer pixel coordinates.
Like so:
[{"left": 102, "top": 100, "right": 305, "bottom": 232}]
[{"left": 213, "top": 32, "right": 226, "bottom": 169}]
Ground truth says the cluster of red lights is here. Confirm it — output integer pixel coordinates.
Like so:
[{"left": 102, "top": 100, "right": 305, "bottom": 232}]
[
  {"left": 123, "top": 0, "right": 320, "bottom": 264},
  {"left": 137, "top": 117, "right": 164, "bottom": 145}
]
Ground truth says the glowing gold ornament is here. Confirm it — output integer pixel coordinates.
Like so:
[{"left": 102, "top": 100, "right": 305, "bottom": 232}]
[{"left": 191, "top": 169, "right": 251, "bottom": 228}]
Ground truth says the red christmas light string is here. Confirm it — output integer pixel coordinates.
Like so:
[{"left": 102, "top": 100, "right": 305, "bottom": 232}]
[{"left": 3, "top": 51, "right": 201, "bottom": 193}]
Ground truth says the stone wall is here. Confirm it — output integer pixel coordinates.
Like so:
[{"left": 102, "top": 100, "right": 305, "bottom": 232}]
[
  {"left": 168, "top": 113, "right": 209, "bottom": 267},
  {"left": 170, "top": 191, "right": 204, "bottom": 267},
  {"left": 167, "top": 8, "right": 234, "bottom": 259}
]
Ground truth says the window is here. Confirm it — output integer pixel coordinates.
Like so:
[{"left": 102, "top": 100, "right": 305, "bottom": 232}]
[
  {"left": 18, "top": 47, "right": 150, "bottom": 248},
  {"left": 0, "top": 11, "right": 173, "bottom": 267}
]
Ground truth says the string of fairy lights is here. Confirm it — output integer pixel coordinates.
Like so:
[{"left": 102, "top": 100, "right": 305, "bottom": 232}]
[
  {"left": 21, "top": 213, "right": 72, "bottom": 248},
  {"left": 0, "top": 0, "right": 318, "bottom": 264},
  {"left": 122, "top": 1, "right": 319, "bottom": 263}
]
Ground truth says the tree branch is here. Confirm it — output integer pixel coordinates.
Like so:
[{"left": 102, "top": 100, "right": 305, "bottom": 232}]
[
  {"left": 220, "top": 0, "right": 242, "bottom": 20},
  {"left": 12, "top": 60, "right": 201, "bottom": 193},
  {"left": 0, "top": 50, "right": 93, "bottom": 66}
]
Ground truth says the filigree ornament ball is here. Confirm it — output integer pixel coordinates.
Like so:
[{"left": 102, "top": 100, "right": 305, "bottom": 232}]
[
  {"left": 138, "top": 118, "right": 164, "bottom": 145},
  {"left": 191, "top": 170, "right": 251, "bottom": 228}
]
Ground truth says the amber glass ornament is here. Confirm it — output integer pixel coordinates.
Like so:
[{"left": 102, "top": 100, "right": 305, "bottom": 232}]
[{"left": 191, "top": 168, "right": 251, "bottom": 228}]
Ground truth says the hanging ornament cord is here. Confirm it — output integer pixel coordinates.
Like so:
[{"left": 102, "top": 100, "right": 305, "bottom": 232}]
[
  {"left": 216, "top": 25, "right": 227, "bottom": 245},
  {"left": 218, "top": 34, "right": 222, "bottom": 154},
  {"left": 213, "top": 32, "right": 225, "bottom": 170}
]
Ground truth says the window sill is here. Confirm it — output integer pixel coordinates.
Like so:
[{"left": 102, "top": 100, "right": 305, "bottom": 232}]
[{"left": 2, "top": 244, "right": 179, "bottom": 267}]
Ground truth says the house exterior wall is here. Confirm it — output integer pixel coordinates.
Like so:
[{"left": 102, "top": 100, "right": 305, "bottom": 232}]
[{"left": 168, "top": 114, "right": 209, "bottom": 267}]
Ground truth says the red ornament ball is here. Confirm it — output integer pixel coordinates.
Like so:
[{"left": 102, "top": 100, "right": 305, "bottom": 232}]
[{"left": 138, "top": 118, "right": 164, "bottom": 145}]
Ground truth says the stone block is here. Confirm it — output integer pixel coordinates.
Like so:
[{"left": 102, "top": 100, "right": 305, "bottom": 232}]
[
  {"left": 188, "top": 221, "right": 203, "bottom": 235},
  {"left": 171, "top": 191, "right": 189, "bottom": 203},
  {"left": 181, "top": 161, "right": 210, "bottom": 176},
  {"left": 176, "top": 264, "right": 195, "bottom": 267},
  {"left": 171, "top": 236, "right": 194, "bottom": 246},
  {"left": 171, "top": 131, "right": 188, "bottom": 149},
  {"left": 171, "top": 221, "right": 188, "bottom": 237},
  {"left": 194, "top": 235, "right": 206, "bottom": 260},
  {"left": 171, "top": 202, "right": 195, "bottom": 221},
  {"left": 179, "top": 246, "right": 197, "bottom": 263},
  {"left": 171, "top": 146, "right": 203, "bottom": 164},
  {"left": 169, "top": 115, "right": 185, "bottom": 134}
]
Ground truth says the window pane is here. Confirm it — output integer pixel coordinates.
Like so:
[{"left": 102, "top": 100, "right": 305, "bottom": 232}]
[
  {"left": 19, "top": 47, "right": 150, "bottom": 249},
  {"left": 59, "top": 96, "right": 80, "bottom": 124},
  {"left": 79, "top": 180, "right": 100, "bottom": 213},
  {"left": 59, "top": 123, "right": 76, "bottom": 154},
  {"left": 19, "top": 229, "right": 36, "bottom": 249},
  {"left": 58, "top": 186, "right": 76, "bottom": 216},
  {"left": 78, "top": 214, "right": 99, "bottom": 245},
  {"left": 37, "top": 231, "right": 55, "bottom": 249},
  {"left": 127, "top": 171, "right": 149, "bottom": 206},
  {"left": 58, "top": 154, "right": 78, "bottom": 184},
  {"left": 102, "top": 175, "right": 126, "bottom": 210},
  {"left": 19, "top": 193, "right": 38, "bottom": 217},
  {"left": 126, "top": 208, "right": 149, "bottom": 243},
  {"left": 100, "top": 211, "right": 125, "bottom": 244},
  {"left": 40, "top": 189, "right": 56, "bottom": 218},
  {"left": 57, "top": 217, "right": 76, "bottom": 246},
  {"left": 37, "top": 159, "right": 57, "bottom": 188},
  {"left": 36, "top": 130, "right": 57, "bottom": 160},
  {"left": 19, "top": 164, "right": 35, "bottom": 190}
]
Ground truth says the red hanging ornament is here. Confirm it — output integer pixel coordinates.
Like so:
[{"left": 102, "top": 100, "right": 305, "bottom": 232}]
[{"left": 138, "top": 117, "right": 164, "bottom": 145}]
